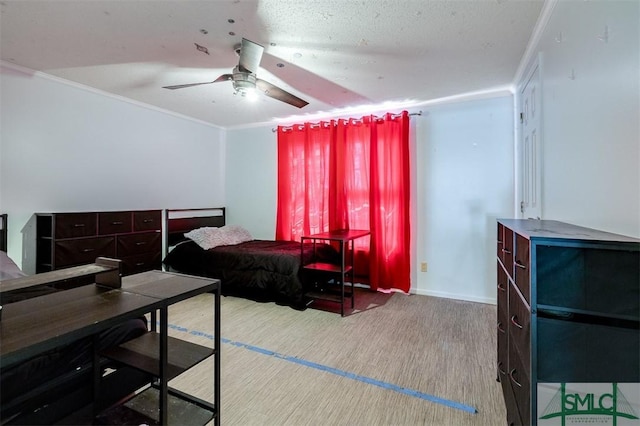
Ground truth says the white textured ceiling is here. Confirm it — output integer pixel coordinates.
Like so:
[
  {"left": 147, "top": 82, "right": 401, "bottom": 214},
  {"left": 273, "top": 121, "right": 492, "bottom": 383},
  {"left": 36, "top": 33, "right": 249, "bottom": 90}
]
[{"left": 0, "top": 0, "right": 544, "bottom": 129}]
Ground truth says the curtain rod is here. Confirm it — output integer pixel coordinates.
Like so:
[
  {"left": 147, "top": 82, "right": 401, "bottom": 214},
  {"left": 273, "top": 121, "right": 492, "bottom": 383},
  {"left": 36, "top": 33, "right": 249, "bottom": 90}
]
[{"left": 271, "top": 111, "right": 422, "bottom": 133}]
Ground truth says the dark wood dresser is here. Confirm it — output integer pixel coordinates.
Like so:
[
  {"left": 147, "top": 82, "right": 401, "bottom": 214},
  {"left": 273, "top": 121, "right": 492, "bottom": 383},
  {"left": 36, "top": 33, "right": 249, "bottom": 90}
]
[
  {"left": 496, "top": 219, "right": 639, "bottom": 425},
  {"left": 36, "top": 210, "right": 162, "bottom": 276}
]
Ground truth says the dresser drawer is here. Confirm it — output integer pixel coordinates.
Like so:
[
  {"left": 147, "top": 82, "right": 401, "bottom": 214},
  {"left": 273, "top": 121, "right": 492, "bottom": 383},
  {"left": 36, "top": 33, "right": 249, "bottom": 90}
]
[
  {"left": 120, "top": 252, "right": 161, "bottom": 276},
  {"left": 117, "top": 232, "right": 161, "bottom": 257},
  {"left": 497, "top": 263, "right": 508, "bottom": 315},
  {"left": 508, "top": 345, "right": 530, "bottom": 425},
  {"left": 499, "top": 376, "right": 523, "bottom": 426},
  {"left": 508, "top": 282, "right": 530, "bottom": 373},
  {"left": 502, "top": 227, "right": 514, "bottom": 278},
  {"left": 55, "top": 213, "right": 97, "bottom": 239},
  {"left": 497, "top": 263, "right": 509, "bottom": 373},
  {"left": 514, "top": 233, "right": 530, "bottom": 304},
  {"left": 497, "top": 314, "right": 508, "bottom": 382},
  {"left": 133, "top": 210, "right": 161, "bottom": 232},
  {"left": 497, "top": 223, "right": 505, "bottom": 261},
  {"left": 99, "top": 211, "right": 132, "bottom": 235},
  {"left": 54, "top": 237, "right": 115, "bottom": 268}
]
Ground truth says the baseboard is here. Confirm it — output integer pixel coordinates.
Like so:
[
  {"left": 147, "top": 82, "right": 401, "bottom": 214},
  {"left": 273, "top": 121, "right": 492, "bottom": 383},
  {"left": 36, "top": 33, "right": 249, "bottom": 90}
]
[{"left": 410, "top": 288, "right": 496, "bottom": 305}]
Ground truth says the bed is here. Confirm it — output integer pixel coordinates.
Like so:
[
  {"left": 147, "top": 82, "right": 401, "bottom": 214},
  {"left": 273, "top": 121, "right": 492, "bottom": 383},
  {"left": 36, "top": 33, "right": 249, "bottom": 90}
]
[
  {"left": 0, "top": 214, "right": 150, "bottom": 424},
  {"left": 162, "top": 208, "right": 339, "bottom": 309}
]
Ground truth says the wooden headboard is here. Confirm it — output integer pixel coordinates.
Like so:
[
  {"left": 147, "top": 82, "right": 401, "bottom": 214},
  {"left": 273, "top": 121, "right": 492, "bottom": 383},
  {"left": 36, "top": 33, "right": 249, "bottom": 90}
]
[
  {"left": 0, "top": 214, "right": 7, "bottom": 252},
  {"left": 165, "top": 208, "right": 226, "bottom": 249}
]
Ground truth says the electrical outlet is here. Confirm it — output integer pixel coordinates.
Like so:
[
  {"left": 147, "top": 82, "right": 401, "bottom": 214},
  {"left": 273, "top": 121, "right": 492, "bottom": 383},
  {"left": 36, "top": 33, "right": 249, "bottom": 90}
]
[{"left": 420, "top": 262, "right": 427, "bottom": 272}]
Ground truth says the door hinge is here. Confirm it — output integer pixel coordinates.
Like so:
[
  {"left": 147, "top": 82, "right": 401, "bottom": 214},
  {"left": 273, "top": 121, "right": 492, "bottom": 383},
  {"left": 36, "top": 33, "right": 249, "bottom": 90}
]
[
  {"left": 519, "top": 112, "right": 524, "bottom": 124},
  {"left": 520, "top": 201, "right": 525, "bottom": 213}
]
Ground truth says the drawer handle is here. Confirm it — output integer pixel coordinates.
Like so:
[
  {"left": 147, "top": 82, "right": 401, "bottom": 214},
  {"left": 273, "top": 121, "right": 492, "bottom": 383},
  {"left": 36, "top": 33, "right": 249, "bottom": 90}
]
[
  {"left": 497, "top": 322, "right": 505, "bottom": 333},
  {"left": 73, "top": 223, "right": 86, "bottom": 228},
  {"left": 135, "top": 242, "right": 147, "bottom": 246},
  {"left": 509, "top": 369, "right": 522, "bottom": 387},
  {"left": 111, "top": 221, "right": 123, "bottom": 225},
  {"left": 81, "top": 248, "right": 95, "bottom": 253},
  {"left": 502, "top": 248, "right": 511, "bottom": 254},
  {"left": 511, "top": 315, "right": 523, "bottom": 329},
  {"left": 143, "top": 219, "right": 153, "bottom": 223},
  {"left": 135, "top": 262, "right": 145, "bottom": 266},
  {"left": 497, "top": 361, "right": 506, "bottom": 375},
  {"left": 515, "top": 261, "right": 526, "bottom": 269}
]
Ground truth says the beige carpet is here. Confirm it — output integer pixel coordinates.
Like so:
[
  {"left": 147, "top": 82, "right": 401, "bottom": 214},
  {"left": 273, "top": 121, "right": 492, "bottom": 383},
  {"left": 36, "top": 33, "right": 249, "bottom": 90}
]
[{"left": 166, "top": 289, "right": 506, "bottom": 426}]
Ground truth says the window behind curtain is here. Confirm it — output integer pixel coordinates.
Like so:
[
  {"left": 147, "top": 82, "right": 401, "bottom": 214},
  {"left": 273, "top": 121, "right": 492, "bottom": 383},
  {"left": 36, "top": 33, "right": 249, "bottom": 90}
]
[{"left": 277, "top": 112, "right": 410, "bottom": 292}]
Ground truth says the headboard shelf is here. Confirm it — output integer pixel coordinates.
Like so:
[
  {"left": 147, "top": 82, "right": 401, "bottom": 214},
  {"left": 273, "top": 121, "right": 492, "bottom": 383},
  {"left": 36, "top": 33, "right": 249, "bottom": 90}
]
[{"left": 165, "top": 208, "right": 226, "bottom": 248}]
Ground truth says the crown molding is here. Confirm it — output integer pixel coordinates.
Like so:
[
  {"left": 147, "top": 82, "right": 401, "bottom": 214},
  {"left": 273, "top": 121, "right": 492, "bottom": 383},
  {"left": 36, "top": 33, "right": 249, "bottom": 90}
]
[{"left": 513, "top": 0, "right": 558, "bottom": 86}]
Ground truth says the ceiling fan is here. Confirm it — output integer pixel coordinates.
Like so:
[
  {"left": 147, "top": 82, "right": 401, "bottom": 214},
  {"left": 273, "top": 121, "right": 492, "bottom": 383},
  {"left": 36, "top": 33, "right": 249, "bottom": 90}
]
[{"left": 163, "top": 38, "right": 309, "bottom": 108}]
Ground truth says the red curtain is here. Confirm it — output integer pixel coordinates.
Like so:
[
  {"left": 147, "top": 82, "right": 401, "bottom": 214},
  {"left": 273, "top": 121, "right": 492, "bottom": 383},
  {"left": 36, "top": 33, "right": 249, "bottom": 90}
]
[{"left": 276, "top": 111, "right": 410, "bottom": 293}]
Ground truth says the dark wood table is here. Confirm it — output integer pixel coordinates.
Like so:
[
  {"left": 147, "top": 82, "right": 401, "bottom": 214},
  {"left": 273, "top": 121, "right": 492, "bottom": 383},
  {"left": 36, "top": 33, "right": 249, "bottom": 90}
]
[
  {"left": 301, "top": 229, "right": 370, "bottom": 316},
  {"left": 0, "top": 284, "right": 162, "bottom": 369},
  {"left": 0, "top": 270, "right": 220, "bottom": 426},
  {"left": 117, "top": 270, "right": 221, "bottom": 426}
]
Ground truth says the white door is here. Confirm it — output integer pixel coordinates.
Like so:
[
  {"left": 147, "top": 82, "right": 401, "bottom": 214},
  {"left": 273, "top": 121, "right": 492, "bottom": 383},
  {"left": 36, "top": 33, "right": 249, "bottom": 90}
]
[{"left": 519, "top": 62, "right": 542, "bottom": 219}]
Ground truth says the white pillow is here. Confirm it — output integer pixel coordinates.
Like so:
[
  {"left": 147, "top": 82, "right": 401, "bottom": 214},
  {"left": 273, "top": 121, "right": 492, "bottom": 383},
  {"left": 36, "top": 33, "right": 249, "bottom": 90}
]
[
  {"left": 184, "top": 225, "right": 253, "bottom": 250},
  {"left": 220, "top": 225, "right": 253, "bottom": 244}
]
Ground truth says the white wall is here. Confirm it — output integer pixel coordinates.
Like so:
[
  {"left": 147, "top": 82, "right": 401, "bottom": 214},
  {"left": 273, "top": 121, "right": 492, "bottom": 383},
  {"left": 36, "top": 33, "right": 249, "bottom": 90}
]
[
  {"left": 0, "top": 64, "right": 226, "bottom": 272},
  {"left": 518, "top": 0, "right": 639, "bottom": 237},
  {"left": 415, "top": 97, "right": 514, "bottom": 303},
  {"left": 225, "top": 126, "right": 278, "bottom": 240},
  {"left": 226, "top": 96, "right": 515, "bottom": 304}
]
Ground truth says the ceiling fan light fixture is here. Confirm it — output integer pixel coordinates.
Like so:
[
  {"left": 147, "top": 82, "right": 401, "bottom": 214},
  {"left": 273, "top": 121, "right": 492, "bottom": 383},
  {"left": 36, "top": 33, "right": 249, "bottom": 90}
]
[
  {"left": 232, "top": 68, "right": 256, "bottom": 85},
  {"left": 232, "top": 66, "right": 257, "bottom": 94},
  {"left": 231, "top": 69, "right": 258, "bottom": 101},
  {"left": 238, "top": 86, "right": 259, "bottom": 101}
]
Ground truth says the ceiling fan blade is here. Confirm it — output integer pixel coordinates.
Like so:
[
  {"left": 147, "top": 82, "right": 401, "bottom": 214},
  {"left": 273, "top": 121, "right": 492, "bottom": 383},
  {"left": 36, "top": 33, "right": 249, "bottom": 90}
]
[
  {"left": 256, "top": 79, "right": 309, "bottom": 108},
  {"left": 162, "top": 74, "right": 232, "bottom": 90},
  {"left": 162, "top": 81, "right": 216, "bottom": 90},
  {"left": 213, "top": 74, "right": 234, "bottom": 83},
  {"left": 238, "top": 38, "right": 264, "bottom": 73}
]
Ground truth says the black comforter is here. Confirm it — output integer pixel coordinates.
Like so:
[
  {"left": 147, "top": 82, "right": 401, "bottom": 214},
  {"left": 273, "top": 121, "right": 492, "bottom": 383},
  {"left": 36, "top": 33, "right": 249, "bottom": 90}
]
[{"left": 163, "top": 239, "right": 339, "bottom": 308}]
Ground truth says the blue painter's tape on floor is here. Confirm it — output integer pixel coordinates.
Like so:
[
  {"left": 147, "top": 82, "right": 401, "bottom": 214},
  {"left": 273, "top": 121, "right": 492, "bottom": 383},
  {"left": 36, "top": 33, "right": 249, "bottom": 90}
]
[{"left": 170, "top": 323, "right": 478, "bottom": 414}]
